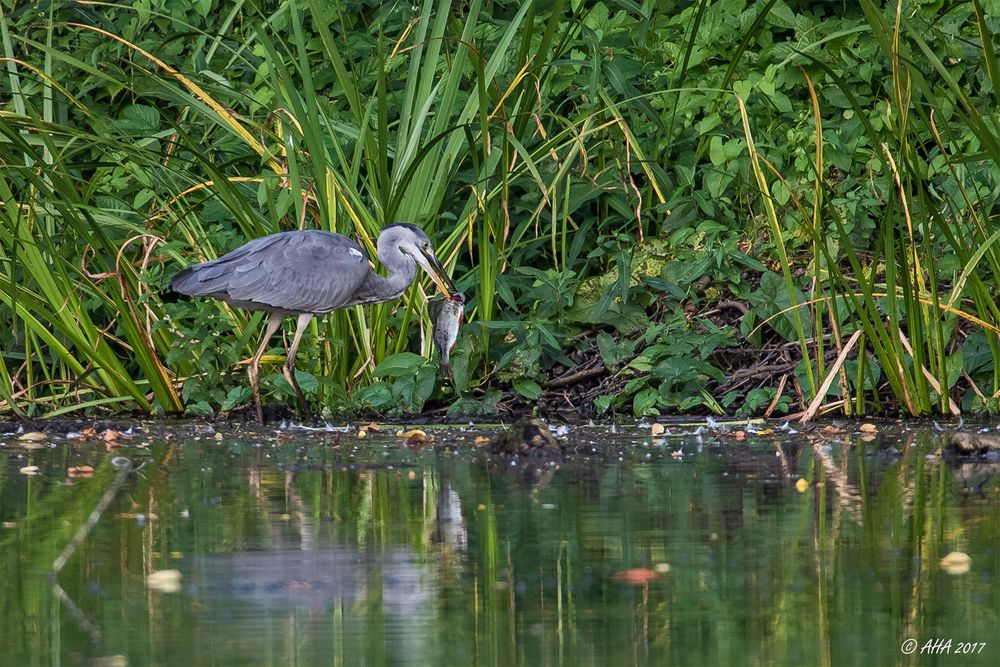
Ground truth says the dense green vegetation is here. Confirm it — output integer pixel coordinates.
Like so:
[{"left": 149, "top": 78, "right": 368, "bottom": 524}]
[{"left": 2, "top": 0, "right": 1000, "bottom": 419}]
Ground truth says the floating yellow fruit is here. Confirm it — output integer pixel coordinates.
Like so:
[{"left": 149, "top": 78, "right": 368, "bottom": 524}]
[
  {"left": 795, "top": 478, "right": 809, "bottom": 493},
  {"left": 357, "top": 429, "right": 367, "bottom": 438},
  {"left": 650, "top": 423, "right": 665, "bottom": 435},
  {"left": 859, "top": 423, "right": 878, "bottom": 433},
  {"left": 939, "top": 551, "right": 971, "bottom": 575}
]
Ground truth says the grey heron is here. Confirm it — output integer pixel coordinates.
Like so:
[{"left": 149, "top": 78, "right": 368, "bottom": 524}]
[{"left": 170, "top": 223, "right": 456, "bottom": 423}]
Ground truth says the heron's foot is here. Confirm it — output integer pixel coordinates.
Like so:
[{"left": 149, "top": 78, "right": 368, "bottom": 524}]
[
  {"left": 283, "top": 364, "right": 313, "bottom": 422},
  {"left": 248, "top": 366, "right": 265, "bottom": 425}
]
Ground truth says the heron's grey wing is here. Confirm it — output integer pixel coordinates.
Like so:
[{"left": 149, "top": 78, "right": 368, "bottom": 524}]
[
  {"left": 171, "top": 231, "right": 370, "bottom": 314},
  {"left": 224, "top": 231, "right": 370, "bottom": 313},
  {"left": 170, "top": 234, "right": 288, "bottom": 297}
]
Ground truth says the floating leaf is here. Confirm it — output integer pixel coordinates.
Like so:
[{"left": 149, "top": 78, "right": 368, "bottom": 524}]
[
  {"left": 18, "top": 432, "right": 46, "bottom": 442},
  {"left": 859, "top": 423, "right": 878, "bottom": 433},
  {"left": 396, "top": 429, "right": 433, "bottom": 444}
]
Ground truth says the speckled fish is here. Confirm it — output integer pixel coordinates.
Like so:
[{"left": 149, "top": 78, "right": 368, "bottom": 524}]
[{"left": 429, "top": 292, "right": 465, "bottom": 378}]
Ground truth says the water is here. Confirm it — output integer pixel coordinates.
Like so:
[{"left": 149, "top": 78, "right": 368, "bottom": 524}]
[{"left": 1, "top": 421, "right": 998, "bottom": 666}]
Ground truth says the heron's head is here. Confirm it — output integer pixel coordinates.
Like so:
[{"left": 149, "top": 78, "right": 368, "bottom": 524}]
[{"left": 383, "top": 223, "right": 456, "bottom": 298}]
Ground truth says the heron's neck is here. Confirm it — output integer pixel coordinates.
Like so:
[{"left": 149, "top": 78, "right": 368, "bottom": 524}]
[{"left": 353, "top": 250, "right": 417, "bottom": 305}]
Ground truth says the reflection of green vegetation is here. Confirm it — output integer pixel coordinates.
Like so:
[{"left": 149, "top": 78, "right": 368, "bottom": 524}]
[{"left": 1, "top": 432, "right": 999, "bottom": 664}]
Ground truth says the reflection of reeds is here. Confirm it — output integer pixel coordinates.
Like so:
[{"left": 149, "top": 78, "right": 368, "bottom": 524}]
[{"left": 810, "top": 437, "right": 864, "bottom": 525}]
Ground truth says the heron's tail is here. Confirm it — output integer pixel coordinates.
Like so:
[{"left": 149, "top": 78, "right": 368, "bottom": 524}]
[
  {"left": 168, "top": 265, "right": 201, "bottom": 296},
  {"left": 169, "top": 261, "right": 233, "bottom": 298}
]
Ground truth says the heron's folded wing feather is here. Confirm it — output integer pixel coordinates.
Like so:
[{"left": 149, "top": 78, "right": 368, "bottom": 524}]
[{"left": 225, "top": 232, "right": 370, "bottom": 313}]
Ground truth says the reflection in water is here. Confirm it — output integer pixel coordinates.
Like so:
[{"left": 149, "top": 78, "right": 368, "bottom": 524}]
[{"left": 1, "top": 425, "right": 999, "bottom": 666}]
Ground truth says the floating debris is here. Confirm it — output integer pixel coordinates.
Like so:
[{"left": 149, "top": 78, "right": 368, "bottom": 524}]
[
  {"left": 19, "top": 465, "right": 41, "bottom": 476},
  {"left": 147, "top": 569, "right": 183, "bottom": 593},
  {"left": 939, "top": 551, "right": 971, "bottom": 575},
  {"left": 551, "top": 424, "right": 570, "bottom": 438},
  {"left": 650, "top": 423, "right": 665, "bottom": 436},
  {"left": 859, "top": 423, "right": 878, "bottom": 433},
  {"left": 18, "top": 432, "right": 46, "bottom": 443},
  {"left": 613, "top": 568, "right": 658, "bottom": 586},
  {"left": 280, "top": 421, "right": 353, "bottom": 432},
  {"left": 795, "top": 478, "right": 809, "bottom": 493}
]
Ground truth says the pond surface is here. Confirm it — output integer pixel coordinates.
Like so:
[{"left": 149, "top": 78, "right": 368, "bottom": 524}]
[{"left": 1, "top": 420, "right": 998, "bottom": 666}]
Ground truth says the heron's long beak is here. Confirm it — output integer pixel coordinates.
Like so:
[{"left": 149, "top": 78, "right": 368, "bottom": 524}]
[{"left": 418, "top": 248, "right": 456, "bottom": 298}]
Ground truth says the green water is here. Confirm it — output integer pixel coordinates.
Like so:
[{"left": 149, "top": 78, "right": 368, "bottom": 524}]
[{"left": 1, "top": 423, "right": 998, "bottom": 666}]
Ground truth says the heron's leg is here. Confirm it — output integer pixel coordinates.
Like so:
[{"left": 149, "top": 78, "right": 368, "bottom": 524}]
[
  {"left": 283, "top": 313, "right": 314, "bottom": 421},
  {"left": 249, "top": 312, "right": 284, "bottom": 425}
]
